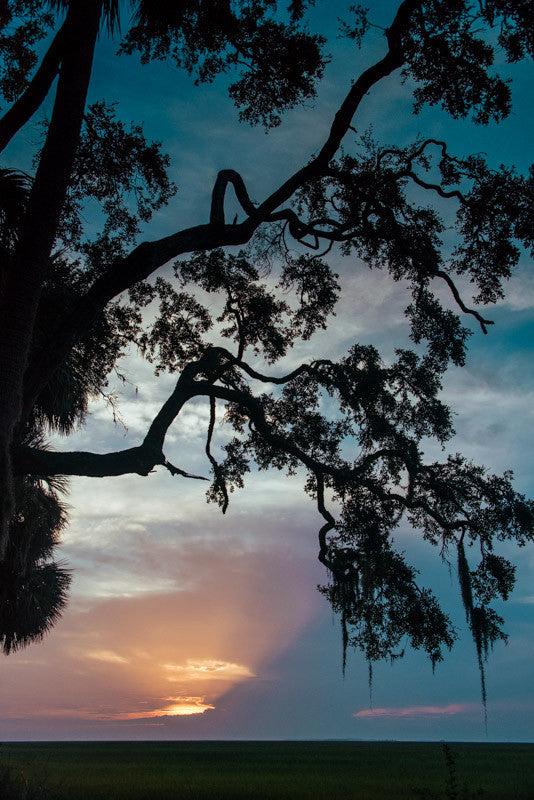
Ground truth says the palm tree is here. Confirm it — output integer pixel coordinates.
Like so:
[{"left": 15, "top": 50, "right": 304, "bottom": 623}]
[
  {"left": 0, "top": 169, "right": 73, "bottom": 653},
  {"left": 0, "top": 469, "right": 71, "bottom": 655}
]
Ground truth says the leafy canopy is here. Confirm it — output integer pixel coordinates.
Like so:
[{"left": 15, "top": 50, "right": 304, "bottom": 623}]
[{"left": 0, "top": 0, "right": 533, "bottom": 704}]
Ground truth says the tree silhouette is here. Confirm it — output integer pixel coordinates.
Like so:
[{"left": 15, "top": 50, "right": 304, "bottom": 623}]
[
  {"left": 0, "top": 0, "right": 533, "bottom": 694},
  {"left": 0, "top": 468, "right": 71, "bottom": 655}
]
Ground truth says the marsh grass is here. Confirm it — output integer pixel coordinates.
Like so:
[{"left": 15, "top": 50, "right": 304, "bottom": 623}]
[
  {"left": 1, "top": 741, "right": 533, "bottom": 799},
  {"left": 0, "top": 760, "right": 56, "bottom": 800},
  {"left": 412, "top": 744, "right": 486, "bottom": 800}
]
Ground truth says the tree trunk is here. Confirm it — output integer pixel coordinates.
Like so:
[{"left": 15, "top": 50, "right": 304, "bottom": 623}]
[{"left": 0, "top": 0, "right": 103, "bottom": 553}]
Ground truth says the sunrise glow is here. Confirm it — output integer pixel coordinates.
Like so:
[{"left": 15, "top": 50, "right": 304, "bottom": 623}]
[
  {"left": 130, "top": 697, "right": 215, "bottom": 718},
  {"left": 98, "top": 697, "right": 216, "bottom": 721},
  {"left": 163, "top": 659, "right": 254, "bottom": 681},
  {"left": 161, "top": 698, "right": 216, "bottom": 716}
]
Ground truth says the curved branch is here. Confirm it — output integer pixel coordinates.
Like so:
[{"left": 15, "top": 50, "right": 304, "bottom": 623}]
[
  {"left": 246, "top": 0, "right": 420, "bottom": 223},
  {"left": 14, "top": 443, "right": 207, "bottom": 480},
  {"left": 407, "top": 172, "right": 464, "bottom": 201},
  {"left": 210, "top": 169, "right": 257, "bottom": 225},
  {"left": 142, "top": 358, "right": 204, "bottom": 453},
  {"left": 208, "top": 346, "right": 334, "bottom": 386},
  {"left": 434, "top": 270, "right": 494, "bottom": 334},
  {"left": 378, "top": 138, "right": 449, "bottom": 168},
  {"left": 268, "top": 208, "right": 348, "bottom": 246},
  {"left": 22, "top": 218, "right": 257, "bottom": 424},
  {"left": 235, "top": 359, "right": 320, "bottom": 385},
  {"left": 15, "top": 352, "right": 217, "bottom": 478},
  {"left": 315, "top": 471, "right": 337, "bottom": 572}
]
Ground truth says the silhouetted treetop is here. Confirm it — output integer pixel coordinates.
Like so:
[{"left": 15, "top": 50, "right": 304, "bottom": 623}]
[{"left": 0, "top": 0, "right": 533, "bottom": 704}]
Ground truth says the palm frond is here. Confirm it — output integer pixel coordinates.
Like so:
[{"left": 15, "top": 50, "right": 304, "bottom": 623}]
[
  {"left": 0, "top": 561, "right": 71, "bottom": 654},
  {"left": 0, "top": 168, "right": 31, "bottom": 249},
  {"left": 0, "top": 477, "right": 71, "bottom": 655}
]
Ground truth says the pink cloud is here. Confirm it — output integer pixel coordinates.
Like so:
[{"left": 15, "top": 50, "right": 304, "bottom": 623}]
[{"left": 354, "top": 703, "right": 477, "bottom": 718}]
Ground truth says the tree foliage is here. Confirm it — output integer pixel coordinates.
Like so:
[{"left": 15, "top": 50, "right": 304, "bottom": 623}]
[
  {"left": 0, "top": 0, "right": 533, "bottom": 701},
  {"left": 0, "top": 465, "right": 71, "bottom": 655}
]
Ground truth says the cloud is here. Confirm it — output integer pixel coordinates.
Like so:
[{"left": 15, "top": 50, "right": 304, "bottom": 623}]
[
  {"left": 354, "top": 703, "right": 477, "bottom": 719},
  {"left": 163, "top": 659, "right": 254, "bottom": 681},
  {"left": 8, "top": 697, "right": 215, "bottom": 721},
  {"left": 106, "top": 697, "right": 215, "bottom": 720},
  {"left": 499, "top": 269, "right": 534, "bottom": 311},
  {"left": 84, "top": 650, "right": 130, "bottom": 664},
  {"left": 57, "top": 460, "right": 321, "bottom": 605}
]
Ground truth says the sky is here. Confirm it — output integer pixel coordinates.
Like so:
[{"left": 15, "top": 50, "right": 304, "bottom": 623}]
[{"left": 1, "top": 0, "right": 534, "bottom": 742}]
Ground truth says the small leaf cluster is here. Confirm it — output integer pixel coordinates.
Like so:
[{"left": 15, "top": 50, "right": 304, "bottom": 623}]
[
  {"left": 54, "top": 101, "right": 176, "bottom": 259},
  {"left": 453, "top": 160, "right": 534, "bottom": 303},
  {"left": 399, "top": 1, "right": 507, "bottom": 123},
  {"left": 120, "top": 0, "right": 326, "bottom": 128},
  {"left": 0, "top": 0, "right": 54, "bottom": 106},
  {"left": 178, "top": 249, "right": 339, "bottom": 363},
  {"left": 134, "top": 277, "right": 212, "bottom": 375}
]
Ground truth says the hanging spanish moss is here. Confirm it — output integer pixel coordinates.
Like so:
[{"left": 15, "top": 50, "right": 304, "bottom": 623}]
[
  {"left": 455, "top": 539, "right": 510, "bottom": 729},
  {"left": 320, "top": 527, "right": 456, "bottom": 702},
  {"left": 457, "top": 538, "right": 473, "bottom": 622},
  {"left": 314, "top": 432, "right": 532, "bottom": 722},
  {"left": 471, "top": 606, "right": 489, "bottom": 731},
  {"left": 341, "top": 608, "right": 349, "bottom": 677},
  {"left": 456, "top": 539, "right": 488, "bottom": 722}
]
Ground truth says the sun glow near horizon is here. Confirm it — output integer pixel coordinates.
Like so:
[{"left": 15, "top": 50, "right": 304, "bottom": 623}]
[
  {"left": 78, "top": 654, "right": 253, "bottom": 719},
  {"left": 129, "top": 697, "right": 216, "bottom": 718},
  {"left": 160, "top": 697, "right": 216, "bottom": 716}
]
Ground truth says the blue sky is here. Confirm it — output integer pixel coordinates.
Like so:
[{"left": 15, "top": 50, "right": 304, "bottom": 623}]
[{"left": 1, "top": 0, "right": 533, "bottom": 742}]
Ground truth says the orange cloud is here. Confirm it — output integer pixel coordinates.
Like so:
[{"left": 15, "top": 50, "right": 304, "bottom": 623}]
[
  {"left": 107, "top": 697, "right": 215, "bottom": 720},
  {"left": 163, "top": 659, "right": 254, "bottom": 681},
  {"left": 354, "top": 703, "right": 477, "bottom": 718},
  {"left": 17, "top": 697, "right": 215, "bottom": 721},
  {"left": 84, "top": 650, "right": 129, "bottom": 664}
]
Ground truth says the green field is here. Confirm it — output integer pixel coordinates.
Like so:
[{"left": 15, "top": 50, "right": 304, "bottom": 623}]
[{"left": 1, "top": 740, "right": 533, "bottom": 800}]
